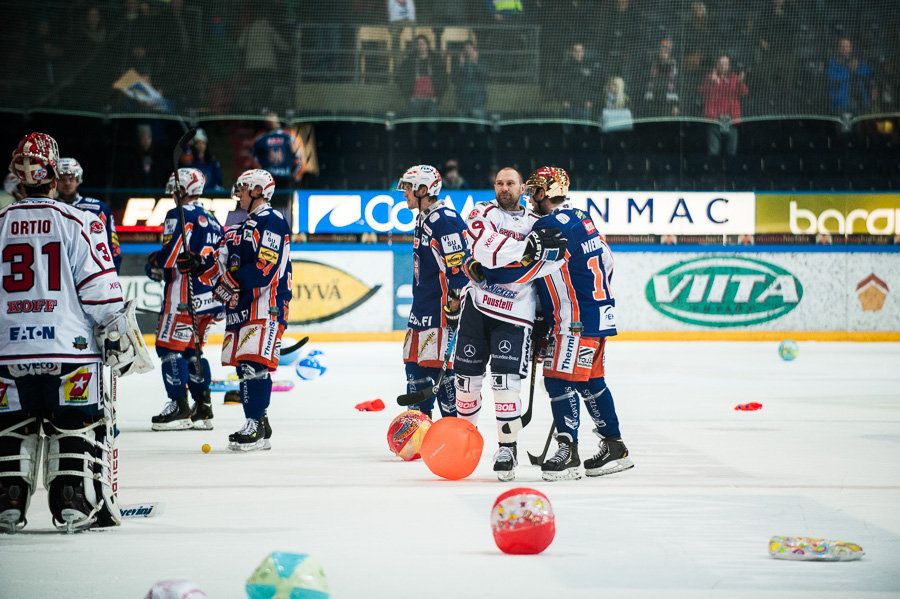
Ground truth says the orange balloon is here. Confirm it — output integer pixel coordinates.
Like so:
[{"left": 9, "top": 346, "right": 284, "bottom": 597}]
[{"left": 420, "top": 417, "right": 484, "bottom": 480}]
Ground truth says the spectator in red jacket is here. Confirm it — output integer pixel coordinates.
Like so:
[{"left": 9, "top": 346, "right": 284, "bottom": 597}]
[{"left": 701, "top": 55, "right": 749, "bottom": 156}]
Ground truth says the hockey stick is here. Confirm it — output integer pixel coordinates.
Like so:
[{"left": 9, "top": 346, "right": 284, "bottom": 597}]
[
  {"left": 171, "top": 127, "right": 205, "bottom": 384},
  {"left": 500, "top": 348, "right": 539, "bottom": 434},
  {"left": 397, "top": 330, "right": 457, "bottom": 406},
  {"left": 527, "top": 421, "right": 555, "bottom": 465},
  {"left": 280, "top": 336, "right": 310, "bottom": 356},
  {"left": 120, "top": 502, "right": 165, "bottom": 519}
]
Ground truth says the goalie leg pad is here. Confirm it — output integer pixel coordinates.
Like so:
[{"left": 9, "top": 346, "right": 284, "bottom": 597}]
[
  {"left": 0, "top": 414, "right": 41, "bottom": 533},
  {"left": 545, "top": 377, "right": 581, "bottom": 442},
  {"left": 43, "top": 408, "right": 120, "bottom": 532}
]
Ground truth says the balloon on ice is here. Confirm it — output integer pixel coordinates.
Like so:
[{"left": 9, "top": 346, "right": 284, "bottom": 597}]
[{"left": 491, "top": 488, "right": 556, "bottom": 554}]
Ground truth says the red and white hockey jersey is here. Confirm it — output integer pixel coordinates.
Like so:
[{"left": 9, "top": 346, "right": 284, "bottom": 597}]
[
  {"left": 464, "top": 200, "right": 551, "bottom": 327},
  {"left": 0, "top": 198, "right": 124, "bottom": 364}
]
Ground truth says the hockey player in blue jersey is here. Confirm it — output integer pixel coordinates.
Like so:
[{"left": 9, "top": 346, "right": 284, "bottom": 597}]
[
  {"left": 178, "top": 169, "right": 292, "bottom": 452},
  {"left": 397, "top": 165, "right": 468, "bottom": 419},
  {"left": 146, "top": 168, "right": 224, "bottom": 431},
  {"left": 56, "top": 158, "right": 122, "bottom": 272},
  {"left": 473, "top": 167, "right": 632, "bottom": 480}
]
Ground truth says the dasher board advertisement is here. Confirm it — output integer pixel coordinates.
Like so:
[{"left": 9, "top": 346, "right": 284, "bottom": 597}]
[{"left": 756, "top": 193, "right": 900, "bottom": 235}]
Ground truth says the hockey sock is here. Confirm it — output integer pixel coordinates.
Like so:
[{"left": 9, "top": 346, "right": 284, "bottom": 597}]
[
  {"left": 454, "top": 373, "right": 484, "bottom": 426},
  {"left": 404, "top": 362, "right": 437, "bottom": 416},
  {"left": 158, "top": 350, "right": 188, "bottom": 399},
  {"left": 185, "top": 352, "right": 212, "bottom": 399},
  {"left": 239, "top": 362, "right": 272, "bottom": 420},
  {"left": 492, "top": 374, "right": 522, "bottom": 444},
  {"left": 577, "top": 377, "right": 621, "bottom": 438},
  {"left": 544, "top": 377, "right": 580, "bottom": 442}
]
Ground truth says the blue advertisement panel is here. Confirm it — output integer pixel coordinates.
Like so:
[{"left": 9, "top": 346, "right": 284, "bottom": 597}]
[
  {"left": 294, "top": 190, "right": 495, "bottom": 234},
  {"left": 393, "top": 252, "right": 414, "bottom": 330}
]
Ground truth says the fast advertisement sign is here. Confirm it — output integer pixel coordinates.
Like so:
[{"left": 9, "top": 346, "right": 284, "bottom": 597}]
[{"left": 756, "top": 193, "right": 900, "bottom": 235}]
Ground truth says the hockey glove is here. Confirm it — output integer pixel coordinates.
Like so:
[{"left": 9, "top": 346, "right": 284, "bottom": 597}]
[
  {"left": 463, "top": 257, "right": 485, "bottom": 283},
  {"left": 145, "top": 251, "right": 164, "bottom": 282},
  {"left": 176, "top": 251, "right": 205, "bottom": 276},
  {"left": 443, "top": 288, "right": 462, "bottom": 331},
  {"left": 531, "top": 311, "right": 550, "bottom": 363},
  {"left": 522, "top": 227, "right": 568, "bottom": 266},
  {"left": 212, "top": 271, "right": 242, "bottom": 310}
]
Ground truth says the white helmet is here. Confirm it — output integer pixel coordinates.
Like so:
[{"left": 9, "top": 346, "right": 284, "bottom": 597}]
[
  {"left": 57, "top": 158, "right": 84, "bottom": 183},
  {"left": 232, "top": 169, "right": 275, "bottom": 202},
  {"left": 166, "top": 168, "right": 206, "bottom": 197},
  {"left": 397, "top": 164, "right": 442, "bottom": 197}
]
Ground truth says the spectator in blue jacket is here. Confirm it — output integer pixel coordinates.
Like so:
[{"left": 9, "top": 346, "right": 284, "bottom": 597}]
[
  {"left": 827, "top": 38, "right": 872, "bottom": 115},
  {"left": 179, "top": 129, "right": 224, "bottom": 190}
]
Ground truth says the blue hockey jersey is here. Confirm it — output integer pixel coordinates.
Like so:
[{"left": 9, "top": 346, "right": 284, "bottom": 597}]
[
  {"left": 409, "top": 200, "right": 469, "bottom": 330},
  {"left": 150, "top": 202, "right": 224, "bottom": 316},
  {"left": 73, "top": 194, "right": 121, "bottom": 272},
  {"left": 479, "top": 202, "right": 617, "bottom": 338},
  {"left": 199, "top": 204, "right": 292, "bottom": 331},
  {"left": 251, "top": 130, "right": 304, "bottom": 181}
]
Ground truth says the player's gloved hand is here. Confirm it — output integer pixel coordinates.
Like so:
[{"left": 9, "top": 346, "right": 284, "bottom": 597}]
[
  {"left": 443, "top": 289, "right": 462, "bottom": 331},
  {"left": 530, "top": 312, "right": 550, "bottom": 363},
  {"left": 145, "top": 251, "right": 164, "bottom": 282},
  {"left": 522, "top": 227, "right": 567, "bottom": 266},
  {"left": 463, "top": 257, "right": 484, "bottom": 282},
  {"left": 212, "top": 271, "right": 242, "bottom": 310},
  {"left": 176, "top": 251, "right": 205, "bottom": 276}
]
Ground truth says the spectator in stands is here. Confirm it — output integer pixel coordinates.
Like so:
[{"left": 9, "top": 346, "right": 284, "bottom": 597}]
[
  {"left": 604, "top": 76, "right": 631, "bottom": 110},
  {"left": 399, "top": 35, "right": 447, "bottom": 130},
  {"left": 442, "top": 160, "right": 470, "bottom": 190},
  {"left": 701, "top": 56, "right": 749, "bottom": 156},
  {"left": 237, "top": 14, "right": 288, "bottom": 109},
  {"left": 753, "top": 0, "right": 796, "bottom": 112},
  {"left": 388, "top": 0, "right": 415, "bottom": 22},
  {"left": 599, "top": 0, "right": 644, "bottom": 82},
  {"left": 559, "top": 43, "right": 599, "bottom": 133},
  {"left": 453, "top": 41, "right": 489, "bottom": 129},
  {"left": 119, "top": 123, "right": 173, "bottom": 189},
  {"left": 827, "top": 38, "right": 873, "bottom": 116},
  {"left": 643, "top": 39, "right": 679, "bottom": 117},
  {"left": 251, "top": 111, "right": 305, "bottom": 206},
  {"left": 179, "top": 129, "right": 224, "bottom": 190},
  {"left": 682, "top": 2, "right": 719, "bottom": 74},
  {"left": 84, "top": 7, "right": 107, "bottom": 51},
  {"left": 486, "top": 0, "right": 523, "bottom": 21}
]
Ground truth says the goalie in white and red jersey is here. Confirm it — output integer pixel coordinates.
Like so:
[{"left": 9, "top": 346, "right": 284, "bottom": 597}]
[
  {"left": 454, "top": 166, "right": 567, "bottom": 481},
  {"left": 0, "top": 132, "right": 153, "bottom": 533},
  {"left": 146, "top": 168, "right": 224, "bottom": 432}
]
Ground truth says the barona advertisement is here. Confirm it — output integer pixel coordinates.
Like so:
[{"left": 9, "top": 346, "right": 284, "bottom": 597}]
[{"left": 645, "top": 257, "right": 803, "bottom": 327}]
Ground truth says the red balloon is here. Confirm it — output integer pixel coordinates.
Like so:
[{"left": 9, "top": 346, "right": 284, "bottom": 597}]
[
  {"left": 491, "top": 488, "right": 555, "bottom": 554},
  {"left": 420, "top": 417, "right": 484, "bottom": 480}
]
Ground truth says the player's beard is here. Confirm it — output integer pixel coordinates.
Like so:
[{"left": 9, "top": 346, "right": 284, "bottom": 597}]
[{"left": 496, "top": 193, "right": 520, "bottom": 211}]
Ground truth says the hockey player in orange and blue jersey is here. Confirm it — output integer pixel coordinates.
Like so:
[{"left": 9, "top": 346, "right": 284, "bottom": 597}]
[
  {"left": 473, "top": 167, "right": 632, "bottom": 481},
  {"left": 146, "top": 168, "right": 224, "bottom": 432},
  {"left": 177, "top": 169, "right": 292, "bottom": 452},
  {"left": 397, "top": 165, "right": 468, "bottom": 419}
]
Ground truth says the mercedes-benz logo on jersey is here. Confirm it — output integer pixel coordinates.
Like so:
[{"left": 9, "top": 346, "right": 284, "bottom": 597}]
[
  {"left": 498, "top": 340, "right": 512, "bottom": 354},
  {"left": 463, "top": 344, "right": 476, "bottom": 357}
]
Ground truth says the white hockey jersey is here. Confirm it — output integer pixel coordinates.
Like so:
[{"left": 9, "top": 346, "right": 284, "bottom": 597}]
[
  {"left": 0, "top": 198, "right": 124, "bottom": 365},
  {"left": 464, "top": 200, "right": 551, "bottom": 327}
]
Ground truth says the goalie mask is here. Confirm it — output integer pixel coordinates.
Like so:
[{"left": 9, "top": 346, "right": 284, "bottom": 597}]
[
  {"left": 397, "top": 165, "right": 442, "bottom": 197},
  {"left": 232, "top": 169, "right": 275, "bottom": 202},
  {"left": 166, "top": 168, "right": 206, "bottom": 197},
  {"left": 526, "top": 167, "right": 569, "bottom": 200},
  {"left": 57, "top": 158, "right": 84, "bottom": 183},
  {"left": 10, "top": 132, "right": 59, "bottom": 186}
]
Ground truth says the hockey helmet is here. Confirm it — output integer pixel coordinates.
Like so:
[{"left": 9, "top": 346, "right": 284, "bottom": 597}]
[
  {"left": 232, "top": 169, "right": 275, "bottom": 202},
  {"left": 10, "top": 132, "right": 59, "bottom": 186},
  {"left": 57, "top": 158, "right": 84, "bottom": 183},
  {"left": 526, "top": 167, "right": 569, "bottom": 200},
  {"left": 397, "top": 164, "right": 442, "bottom": 197},
  {"left": 166, "top": 168, "right": 206, "bottom": 197}
]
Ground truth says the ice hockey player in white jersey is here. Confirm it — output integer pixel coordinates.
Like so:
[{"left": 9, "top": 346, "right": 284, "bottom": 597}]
[
  {"left": 0, "top": 133, "right": 153, "bottom": 533},
  {"left": 454, "top": 166, "right": 567, "bottom": 481}
]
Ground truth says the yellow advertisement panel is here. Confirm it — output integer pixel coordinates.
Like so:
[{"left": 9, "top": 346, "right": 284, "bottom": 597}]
[{"left": 756, "top": 193, "right": 900, "bottom": 235}]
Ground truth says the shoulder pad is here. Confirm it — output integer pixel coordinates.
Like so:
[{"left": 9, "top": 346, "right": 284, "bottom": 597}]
[{"left": 428, "top": 211, "right": 440, "bottom": 223}]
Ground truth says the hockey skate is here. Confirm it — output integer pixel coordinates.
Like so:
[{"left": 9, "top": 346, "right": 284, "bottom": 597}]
[
  {"left": 493, "top": 442, "right": 517, "bottom": 482},
  {"left": 49, "top": 482, "right": 98, "bottom": 533},
  {"left": 151, "top": 397, "right": 192, "bottom": 431},
  {"left": 228, "top": 418, "right": 267, "bottom": 452},
  {"left": 0, "top": 481, "right": 28, "bottom": 533},
  {"left": 190, "top": 390, "right": 214, "bottom": 430},
  {"left": 584, "top": 436, "right": 633, "bottom": 477},
  {"left": 260, "top": 410, "right": 272, "bottom": 450},
  {"left": 541, "top": 433, "right": 582, "bottom": 481}
]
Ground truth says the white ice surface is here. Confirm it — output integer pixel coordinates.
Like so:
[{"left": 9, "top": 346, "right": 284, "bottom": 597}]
[{"left": 2, "top": 341, "right": 900, "bottom": 599}]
